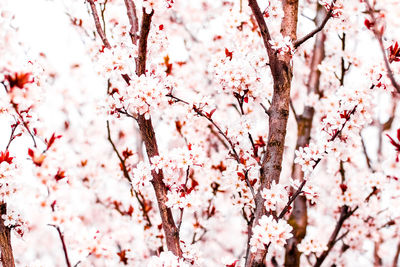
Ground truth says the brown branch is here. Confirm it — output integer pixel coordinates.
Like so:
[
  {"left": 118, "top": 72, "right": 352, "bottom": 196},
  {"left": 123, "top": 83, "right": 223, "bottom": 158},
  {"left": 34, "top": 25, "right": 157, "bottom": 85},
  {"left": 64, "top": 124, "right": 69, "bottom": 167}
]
[
  {"left": 293, "top": 0, "right": 337, "bottom": 49},
  {"left": 0, "top": 203, "right": 15, "bottom": 267},
  {"left": 99, "top": 0, "right": 108, "bottom": 37},
  {"left": 5, "top": 121, "right": 19, "bottom": 151},
  {"left": 166, "top": 93, "right": 256, "bottom": 200},
  {"left": 134, "top": 9, "right": 182, "bottom": 257},
  {"left": 313, "top": 186, "right": 377, "bottom": 267},
  {"left": 364, "top": 0, "right": 400, "bottom": 93},
  {"left": 246, "top": 0, "right": 299, "bottom": 265},
  {"left": 87, "top": 0, "right": 111, "bottom": 49},
  {"left": 285, "top": 6, "right": 327, "bottom": 264},
  {"left": 313, "top": 206, "right": 358, "bottom": 267},
  {"left": 166, "top": 93, "right": 240, "bottom": 162},
  {"left": 124, "top": 0, "right": 139, "bottom": 44},
  {"left": 50, "top": 225, "right": 71, "bottom": 267},
  {"left": 11, "top": 103, "right": 37, "bottom": 148},
  {"left": 360, "top": 133, "right": 372, "bottom": 170},
  {"left": 279, "top": 105, "right": 357, "bottom": 221},
  {"left": 106, "top": 121, "right": 152, "bottom": 227},
  {"left": 248, "top": 0, "right": 279, "bottom": 72}
]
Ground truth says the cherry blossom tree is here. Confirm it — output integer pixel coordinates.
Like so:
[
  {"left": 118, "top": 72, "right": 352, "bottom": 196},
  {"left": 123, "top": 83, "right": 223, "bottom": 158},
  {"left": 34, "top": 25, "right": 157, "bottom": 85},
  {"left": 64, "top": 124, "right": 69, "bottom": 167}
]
[{"left": 1, "top": 0, "right": 400, "bottom": 266}]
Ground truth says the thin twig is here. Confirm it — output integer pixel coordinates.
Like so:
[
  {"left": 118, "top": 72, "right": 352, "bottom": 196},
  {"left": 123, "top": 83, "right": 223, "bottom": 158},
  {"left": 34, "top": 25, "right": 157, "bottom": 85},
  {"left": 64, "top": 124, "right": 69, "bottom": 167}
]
[
  {"left": 106, "top": 121, "right": 152, "bottom": 226},
  {"left": 294, "top": 0, "right": 337, "bottom": 48},
  {"left": 364, "top": 0, "right": 400, "bottom": 93},
  {"left": 290, "top": 99, "right": 298, "bottom": 121},
  {"left": 124, "top": 0, "right": 139, "bottom": 44},
  {"left": 87, "top": 0, "right": 111, "bottom": 48},
  {"left": 49, "top": 225, "right": 71, "bottom": 267}
]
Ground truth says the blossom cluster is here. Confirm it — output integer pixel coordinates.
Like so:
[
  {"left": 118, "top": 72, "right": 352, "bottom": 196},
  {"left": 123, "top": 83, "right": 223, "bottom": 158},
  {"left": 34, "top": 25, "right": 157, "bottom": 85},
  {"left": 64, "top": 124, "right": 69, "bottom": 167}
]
[
  {"left": 297, "top": 237, "right": 328, "bottom": 256},
  {"left": 269, "top": 35, "right": 294, "bottom": 56},
  {"left": 250, "top": 215, "right": 293, "bottom": 252},
  {"left": 108, "top": 74, "right": 170, "bottom": 119},
  {"left": 142, "top": 0, "right": 174, "bottom": 15},
  {"left": 148, "top": 251, "right": 189, "bottom": 267},
  {"left": 261, "top": 181, "right": 288, "bottom": 212},
  {"left": 211, "top": 49, "right": 270, "bottom": 101},
  {"left": 319, "top": 0, "right": 344, "bottom": 18}
]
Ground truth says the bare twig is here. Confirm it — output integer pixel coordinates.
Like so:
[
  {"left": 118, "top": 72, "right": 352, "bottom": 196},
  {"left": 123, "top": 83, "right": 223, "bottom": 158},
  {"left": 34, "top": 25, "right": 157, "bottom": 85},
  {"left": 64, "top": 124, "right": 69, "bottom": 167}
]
[
  {"left": 294, "top": 0, "right": 337, "bottom": 49},
  {"left": 99, "top": 0, "right": 108, "bottom": 37},
  {"left": 313, "top": 206, "right": 358, "bottom": 267},
  {"left": 167, "top": 93, "right": 240, "bottom": 162},
  {"left": 5, "top": 121, "right": 19, "bottom": 151},
  {"left": 87, "top": 0, "right": 111, "bottom": 48},
  {"left": 360, "top": 133, "right": 372, "bottom": 170},
  {"left": 49, "top": 225, "right": 71, "bottom": 267}
]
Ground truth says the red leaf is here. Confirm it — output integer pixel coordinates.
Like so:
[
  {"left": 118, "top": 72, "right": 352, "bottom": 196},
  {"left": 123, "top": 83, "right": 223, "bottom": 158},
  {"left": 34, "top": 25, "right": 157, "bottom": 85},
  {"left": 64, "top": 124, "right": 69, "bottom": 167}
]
[
  {"left": 117, "top": 249, "right": 128, "bottom": 265},
  {"left": 237, "top": 172, "right": 245, "bottom": 180},
  {"left": 339, "top": 183, "right": 348, "bottom": 193},
  {"left": 0, "top": 151, "right": 13, "bottom": 164},
  {"left": 4, "top": 72, "right": 33, "bottom": 91},
  {"left": 46, "top": 133, "right": 62, "bottom": 150},
  {"left": 225, "top": 48, "right": 233, "bottom": 60},
  {"left": 386, "top": 133, "right": 400, "bottom": 153},
  {"left": 226, "top": 260, "right": 239, "bottom": 267},
  {"left": 28, "top": 148, "right": 34, "bottom": 158},
  {"left": 28, "top": 149, "right": 46, "bottom": 166},
  {"left": 122, "top": 148, "right": 133, "bottom": 159},
  {"left": 397, "top": 128, "right": 400, "bottom": 141},
  {"left": 364, "top": 19, "right": 374, "bottom": 30},
  {"left": 55, "top": 169, "right": 66, "bottom": 181},
  {"left": 206, "top": 108, "right": 216, "bottom": 119}
]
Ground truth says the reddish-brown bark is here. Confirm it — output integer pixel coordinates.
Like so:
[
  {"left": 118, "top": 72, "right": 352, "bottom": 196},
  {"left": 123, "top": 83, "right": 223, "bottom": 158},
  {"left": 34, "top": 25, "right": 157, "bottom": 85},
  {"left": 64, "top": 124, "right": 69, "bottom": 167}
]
[
  {"left": 87, "top": 2, "right": 182, "bottom": 256},
  {"left": 0, "top": 203, "right": 15, "bottom": 267},
  {"left": 284, "top": 4, "right": 326, "bottom": 267},
  {"left": 246, "top": 0, "right": 299, "bottom": 266},
  {"left": 134, "top": 10, "right": 182, "bottom": 257}
]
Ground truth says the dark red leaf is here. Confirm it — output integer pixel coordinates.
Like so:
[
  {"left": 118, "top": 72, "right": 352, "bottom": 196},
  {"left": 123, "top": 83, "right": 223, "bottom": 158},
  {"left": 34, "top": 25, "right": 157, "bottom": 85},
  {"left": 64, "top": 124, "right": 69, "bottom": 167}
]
[
  {"left": 364, "top": 19, "right": 374, "bottom": 30},
  {"left": 54, "top": 169, "right": 66, "bottom": 181},
  {"left": 225, "top": 48, "right": 233, "bottom": 60},
  {"left": 0, "top": 151, "right": 13, "bottom": 164},
  {"left": 4, "top": 72, "right": 33, "bottom": 91}
]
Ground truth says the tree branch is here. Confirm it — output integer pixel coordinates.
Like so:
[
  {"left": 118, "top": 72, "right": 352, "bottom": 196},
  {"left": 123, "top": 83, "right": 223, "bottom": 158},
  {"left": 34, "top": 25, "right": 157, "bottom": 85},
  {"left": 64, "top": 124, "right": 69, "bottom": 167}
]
[
  {"left": 293, "top": 0, "right": 337, "bottom": 49},
  {"left": 50, "top": 225, "right": 71, "bottom": 267},
  {"left": 106, "top": 121, "right": 152, "bottom": 227},
  {"left": 124, "top": 0, "right": 139, "bottom": 44},
  {"left": 134, "top": 9, "right": 182, "bottom": 257},
  {"left": 313, "top": 206, "right": 358, "bottom": 267},
  {"left": 364, "top": 0, "right": 400, "bottom": 93},
  {"left": 246, "top": 0, "right": 299, "bottom": 265},
  {"left": 87, "top": 0, "right": 111, "bottom": 49}
]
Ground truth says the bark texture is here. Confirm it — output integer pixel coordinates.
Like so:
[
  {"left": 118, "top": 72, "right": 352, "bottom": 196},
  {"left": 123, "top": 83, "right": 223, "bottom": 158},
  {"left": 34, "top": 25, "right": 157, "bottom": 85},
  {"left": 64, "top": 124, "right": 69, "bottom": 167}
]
[
  {"left": 284, "top": 4, "right": 326, "bottom": 267},
  {"left": 246, "top": 0, "right": 299, "bottom": 266},
  {"left": 0, "top": 203, "right": 15, "bottom": 267},
  {"left": 87, "top": 2, "right": 182, "bottom": 256},
  {"left": 135, "top": 11, "right": 182, "bottom": 257}
]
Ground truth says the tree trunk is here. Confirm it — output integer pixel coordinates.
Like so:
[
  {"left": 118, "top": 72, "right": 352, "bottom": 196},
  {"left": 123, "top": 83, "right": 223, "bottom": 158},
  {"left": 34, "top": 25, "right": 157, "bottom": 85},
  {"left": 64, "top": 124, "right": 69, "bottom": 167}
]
[
  {"left": 135, "top": 11, "right": 182, "bottom": 257},
  {"left": 0, "top": 203, "right": 15, "bottom": 267},
  {"left": 284, "top": 4, "right": 326, "bottom": 267},
  {"left": 246, "top": 0, "right": 299, "bottom": 266}
]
